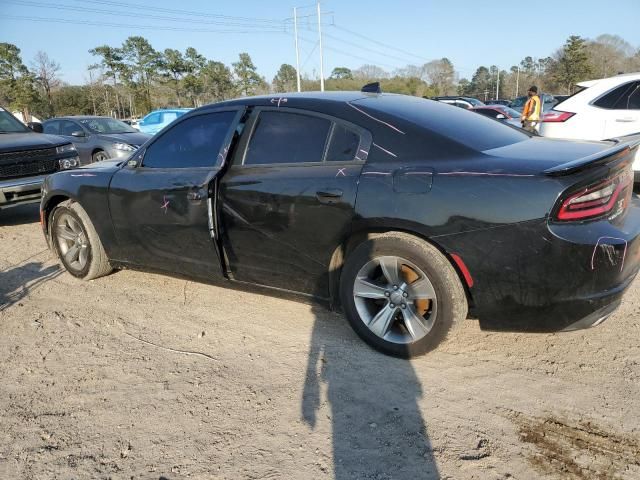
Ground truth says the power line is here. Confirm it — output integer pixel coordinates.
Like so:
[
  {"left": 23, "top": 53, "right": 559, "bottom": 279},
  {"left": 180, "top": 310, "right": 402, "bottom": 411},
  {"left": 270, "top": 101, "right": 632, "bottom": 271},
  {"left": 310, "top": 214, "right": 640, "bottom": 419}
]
[
  {"left": 2, "top": 15, "right": 287, "bottom": 34},
  {"left": 298, "top": 35, "right": 398, "bottom": 71},
  {"left": 331, "top": 24, "right": 427, "bottom": 64},
  {"left": 6, "top": 0, "right": 287, "bottom": 29},
  {"left": 70, "top": 0, "right": 286, "bottom": 24}
]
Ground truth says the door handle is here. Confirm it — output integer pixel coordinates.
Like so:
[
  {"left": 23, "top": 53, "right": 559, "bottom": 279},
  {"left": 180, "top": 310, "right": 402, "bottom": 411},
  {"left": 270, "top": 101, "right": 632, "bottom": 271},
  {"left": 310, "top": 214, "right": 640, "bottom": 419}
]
[
  {"left": 316, "top": 188, "right": 343, "bottom": 204},
  {"left": 187, "top": 189, "right": 206, "bottom": 202}
]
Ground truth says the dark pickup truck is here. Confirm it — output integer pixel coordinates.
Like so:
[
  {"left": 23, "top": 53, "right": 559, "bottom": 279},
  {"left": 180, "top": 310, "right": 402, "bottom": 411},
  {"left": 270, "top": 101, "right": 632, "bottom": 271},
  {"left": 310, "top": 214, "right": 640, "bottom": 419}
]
[{"left": 0, "top": 107, "right": 80, "bottom": 210}]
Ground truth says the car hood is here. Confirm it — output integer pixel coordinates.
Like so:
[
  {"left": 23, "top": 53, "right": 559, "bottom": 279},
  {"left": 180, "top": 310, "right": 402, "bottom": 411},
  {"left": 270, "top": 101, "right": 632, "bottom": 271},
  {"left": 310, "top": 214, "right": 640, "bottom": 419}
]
[
  {"left": 482, "top": 137, "right": 615, "bottom": 174},
  {"left": 0, "top": 132, "right": 69, "bottom": 153},
  {"left": 98, "top": 132, "right": 151, "bottom": 146}
]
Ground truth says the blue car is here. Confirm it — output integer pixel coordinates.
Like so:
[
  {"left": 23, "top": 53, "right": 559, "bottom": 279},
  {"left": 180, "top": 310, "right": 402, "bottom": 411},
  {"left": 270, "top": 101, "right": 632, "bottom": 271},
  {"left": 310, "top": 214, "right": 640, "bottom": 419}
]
[{"left": 137, "top": 108, "right": 191, "bottom": 135}]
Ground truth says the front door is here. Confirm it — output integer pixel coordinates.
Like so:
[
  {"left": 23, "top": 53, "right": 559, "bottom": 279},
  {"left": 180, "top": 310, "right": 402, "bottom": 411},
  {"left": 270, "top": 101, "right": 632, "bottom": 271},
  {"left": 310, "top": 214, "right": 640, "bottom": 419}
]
[
  {"left": 109, "top": 109, "right": 243, "bottom": 279},
  {"left": 219, "top": 107, "right": 371, "bottom": 298}
]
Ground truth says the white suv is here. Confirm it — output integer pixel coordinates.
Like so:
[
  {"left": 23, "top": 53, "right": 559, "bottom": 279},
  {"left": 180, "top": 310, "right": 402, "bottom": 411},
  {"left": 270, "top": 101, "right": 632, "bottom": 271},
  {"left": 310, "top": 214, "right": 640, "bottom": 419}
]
[{"left": 539, "top": 73, "right": 640, "bottom": 183}]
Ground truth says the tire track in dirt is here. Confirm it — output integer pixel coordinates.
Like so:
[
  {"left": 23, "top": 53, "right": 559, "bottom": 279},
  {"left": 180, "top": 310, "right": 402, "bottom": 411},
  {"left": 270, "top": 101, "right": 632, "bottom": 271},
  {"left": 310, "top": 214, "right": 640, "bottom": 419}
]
[{"left": 503, "top": 408, "right": 640, "bottom": 479}]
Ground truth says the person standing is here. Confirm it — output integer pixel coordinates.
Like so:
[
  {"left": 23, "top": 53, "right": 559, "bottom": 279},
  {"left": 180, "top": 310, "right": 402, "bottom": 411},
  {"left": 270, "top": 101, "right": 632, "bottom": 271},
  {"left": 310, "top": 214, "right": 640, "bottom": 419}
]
[{"left": 521, "top": 86, "right": 541, "bottom": 133}]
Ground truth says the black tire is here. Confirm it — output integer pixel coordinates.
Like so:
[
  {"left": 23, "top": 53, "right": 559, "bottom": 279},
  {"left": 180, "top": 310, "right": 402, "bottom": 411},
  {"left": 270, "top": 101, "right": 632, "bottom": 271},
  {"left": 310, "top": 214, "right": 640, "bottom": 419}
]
[
  {"left": 339, "top": 232, "right": 467, "bottom": 357},
  {"left": 92, "top": 150, "right": 109, "bottom": 162},
  {"left": 50, "top": 201, "right": 112, "bottom": 280}
]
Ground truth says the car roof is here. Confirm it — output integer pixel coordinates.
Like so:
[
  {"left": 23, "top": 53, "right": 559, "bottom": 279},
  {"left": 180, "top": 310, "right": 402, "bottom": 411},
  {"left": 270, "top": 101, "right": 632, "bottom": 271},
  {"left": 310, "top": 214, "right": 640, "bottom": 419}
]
[
  {"left": 44, "top": 115, "right": 115, "bottom": 121},
  {"left": 577, "top": 71, "right": 640, "bottom": 88}
]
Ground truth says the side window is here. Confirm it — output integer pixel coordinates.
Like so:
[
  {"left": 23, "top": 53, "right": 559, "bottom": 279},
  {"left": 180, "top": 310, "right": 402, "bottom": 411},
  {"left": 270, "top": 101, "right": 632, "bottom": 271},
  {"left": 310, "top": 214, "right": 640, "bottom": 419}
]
[
  {"left": 626, "top": 84, "right": 640, "bottom": 110},
  {"left": 60, "top": 121, "right": 80, "bottom": 136},
  {"left": 142, "top": 111, "right": 236, "bottom": 168},
  {"left": 244, "top": 111, "right": 331, "bottom": 165},
  {"left": 162, "top": 112, "right": 178, "bottom": 124},
  {"left": 144, "top": 112, "right": 162, "bottom": 125},
  {"left": 326, "top": 124, "right": 360, "bottom": 162},
  {"left": 593, "top": 82, "right": 638, "bottom": 109},
  {"left": 43, "top": 121, "right": 59, "bottom": 135}
]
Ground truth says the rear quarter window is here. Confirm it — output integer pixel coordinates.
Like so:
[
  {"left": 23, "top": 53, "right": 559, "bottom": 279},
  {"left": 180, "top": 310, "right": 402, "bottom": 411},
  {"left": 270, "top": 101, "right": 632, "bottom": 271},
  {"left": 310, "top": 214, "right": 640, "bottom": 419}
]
[{"left": 356, "top": 95, "right": 528, "bottom": 152}]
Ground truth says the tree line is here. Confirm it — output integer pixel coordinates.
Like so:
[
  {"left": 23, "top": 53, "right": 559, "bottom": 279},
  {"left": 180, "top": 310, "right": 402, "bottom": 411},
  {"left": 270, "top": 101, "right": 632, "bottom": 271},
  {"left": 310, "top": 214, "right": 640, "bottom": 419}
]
[{"left": 1, "top": 33, "right": 638, "bottom": 121}]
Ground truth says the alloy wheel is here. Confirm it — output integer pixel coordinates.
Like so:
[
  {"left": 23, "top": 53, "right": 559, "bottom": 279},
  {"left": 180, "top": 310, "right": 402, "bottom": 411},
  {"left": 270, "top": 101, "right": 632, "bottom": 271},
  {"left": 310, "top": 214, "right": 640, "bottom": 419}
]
[
  {"left": 55, "top": 212, "right": 89, "bottom": 272},
  {"left": 353, "top": 256, "right": 437, "bottom": 344}
]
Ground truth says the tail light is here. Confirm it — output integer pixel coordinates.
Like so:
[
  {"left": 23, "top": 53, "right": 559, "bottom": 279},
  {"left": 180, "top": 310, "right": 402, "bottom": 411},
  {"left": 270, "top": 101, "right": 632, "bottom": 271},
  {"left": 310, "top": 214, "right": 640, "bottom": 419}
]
[
  {"left": 542, "top": 111, "right": 575, "bottom": 122},
  {"left": 555, "top": 166, "right": 633, "bottom": 221}
]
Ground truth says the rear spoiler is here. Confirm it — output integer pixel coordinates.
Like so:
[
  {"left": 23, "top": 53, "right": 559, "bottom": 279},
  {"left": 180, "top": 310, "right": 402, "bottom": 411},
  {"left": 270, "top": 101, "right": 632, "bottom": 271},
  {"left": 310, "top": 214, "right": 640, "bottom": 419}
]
[{"left": 544, "top": 135, "right": 640, "bottom": 176}]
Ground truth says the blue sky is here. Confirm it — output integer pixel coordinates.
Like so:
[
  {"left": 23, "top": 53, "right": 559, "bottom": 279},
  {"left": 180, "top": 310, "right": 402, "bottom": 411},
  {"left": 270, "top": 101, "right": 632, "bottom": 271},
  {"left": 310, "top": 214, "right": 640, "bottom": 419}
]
[{"left": 1, "top": 0, "right": 639, "bottom": 85}]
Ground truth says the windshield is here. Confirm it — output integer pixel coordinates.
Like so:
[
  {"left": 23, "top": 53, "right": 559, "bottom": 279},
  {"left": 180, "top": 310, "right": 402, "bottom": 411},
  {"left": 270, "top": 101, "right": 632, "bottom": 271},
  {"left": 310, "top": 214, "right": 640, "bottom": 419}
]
[
  {"left": 0, "top": 108, "right": 29, "bottom": 133},
  {"left": 78, "top": 117, "right": 137, "bottom": 134},
  {"left": 466, "top": 98, "right": 485, "bottom": 107}
]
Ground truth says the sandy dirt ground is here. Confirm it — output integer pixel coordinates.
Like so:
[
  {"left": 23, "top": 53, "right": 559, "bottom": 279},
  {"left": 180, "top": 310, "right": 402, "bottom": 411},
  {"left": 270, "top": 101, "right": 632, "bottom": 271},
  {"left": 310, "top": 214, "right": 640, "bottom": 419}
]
[{"left": 1, "top": 203, "right": 640, "bottom": 480}]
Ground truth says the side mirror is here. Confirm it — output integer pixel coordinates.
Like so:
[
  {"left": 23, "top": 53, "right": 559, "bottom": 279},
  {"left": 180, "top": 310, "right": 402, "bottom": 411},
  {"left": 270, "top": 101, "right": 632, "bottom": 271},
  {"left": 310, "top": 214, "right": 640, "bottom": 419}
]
[
  {"left": 71, "top": 130, "right": 86, "bottom": 137},
  {"left": 496, "top": 114, "right": 507, "bottom": 120},
  {"left": 27, "top": 122, "right": 43, "bottom": 133}
]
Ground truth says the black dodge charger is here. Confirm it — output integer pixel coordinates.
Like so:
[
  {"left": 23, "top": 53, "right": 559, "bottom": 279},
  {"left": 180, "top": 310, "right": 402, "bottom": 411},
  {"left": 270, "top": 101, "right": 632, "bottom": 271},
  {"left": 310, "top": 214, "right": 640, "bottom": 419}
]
[{"left": 40, "top": 90, "right": 640, "bottom": 357}]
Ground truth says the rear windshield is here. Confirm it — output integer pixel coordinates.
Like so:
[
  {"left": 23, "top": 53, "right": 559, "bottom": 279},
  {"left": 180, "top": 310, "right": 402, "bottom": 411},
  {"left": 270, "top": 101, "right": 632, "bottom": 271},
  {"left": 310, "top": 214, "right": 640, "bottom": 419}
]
[{"left": 356, "top": 95, "right": 528, "bottom": 152}]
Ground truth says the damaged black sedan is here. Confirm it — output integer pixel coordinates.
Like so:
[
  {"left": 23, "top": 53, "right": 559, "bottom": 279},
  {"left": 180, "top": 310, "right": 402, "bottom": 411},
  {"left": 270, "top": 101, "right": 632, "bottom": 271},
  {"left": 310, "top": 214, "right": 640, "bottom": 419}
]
[{"left": 40, "top": 90, "right": 640, "bottom": 357}]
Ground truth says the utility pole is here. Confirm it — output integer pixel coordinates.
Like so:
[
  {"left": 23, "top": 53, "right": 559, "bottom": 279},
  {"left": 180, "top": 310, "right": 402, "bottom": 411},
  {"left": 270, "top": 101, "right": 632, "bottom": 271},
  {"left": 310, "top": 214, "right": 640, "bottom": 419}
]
[
  {"left": 317, "top": 1, "right": 325, "bottom": 91},
  {"left": 293, "top": 7, "right": 301, "bottom": 92},
  {"left": 515, "top": 66, "right": 520, "bottom": 97},
  {"left": 496, "top": 68, "right": 500, "bottom": 100}
]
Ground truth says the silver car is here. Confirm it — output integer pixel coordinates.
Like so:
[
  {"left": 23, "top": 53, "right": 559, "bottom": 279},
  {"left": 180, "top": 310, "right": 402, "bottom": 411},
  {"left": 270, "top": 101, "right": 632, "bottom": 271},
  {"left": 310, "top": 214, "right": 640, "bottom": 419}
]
[{"left": 41, "top": 116, "right": 151, "bottom": 165}]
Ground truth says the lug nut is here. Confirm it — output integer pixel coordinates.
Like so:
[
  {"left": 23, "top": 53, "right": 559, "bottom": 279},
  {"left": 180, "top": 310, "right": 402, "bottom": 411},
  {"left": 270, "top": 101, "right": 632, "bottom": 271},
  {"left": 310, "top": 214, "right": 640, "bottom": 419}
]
[
  {"left": 393, "top": 285, "right": 398, "bottom": 290},
  {"left": 384, "top": 291, "right": 390, "bottom": 297},
  {"left": 390, "top": 303, "right": 395, "bottom": 308},
  {"left": 403, "top": 292, "right": 408, "bottom": 297},
  {"left": 401, "top": 304, "right": 406, "bottom": 309}
]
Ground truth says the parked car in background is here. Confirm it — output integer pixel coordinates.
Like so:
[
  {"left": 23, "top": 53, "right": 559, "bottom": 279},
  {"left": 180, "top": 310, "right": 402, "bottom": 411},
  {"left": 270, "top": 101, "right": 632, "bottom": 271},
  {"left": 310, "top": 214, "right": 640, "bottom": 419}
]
[
  {"left": 41, "top": 116, "right": 151, "bottom": 165},
  {"left": 540, "top": 73, "right": 640, "bottom": 183},
  {"left": 509, "top": 93, "right": 557, "bottom": 114},
  {"left": 432, "top": 96, "right": 485, "bottom": 109},
  {"left": 138, "top": 108, "right": 192, "bottom": 135},
  {"left": 40, "top": 91, "right": 640, "bottom": 357},
  {"left": 0, "top": 106, "right": 79, "bottom": 210},
  {"left": 470, "top": 105, "right": 523, "bottom": 128},
  {"left": 552, "top": 95, "right": 570, "bottom": 104},
  {"left": 485, "top": 99, "right": 511, "bottom": 106}
]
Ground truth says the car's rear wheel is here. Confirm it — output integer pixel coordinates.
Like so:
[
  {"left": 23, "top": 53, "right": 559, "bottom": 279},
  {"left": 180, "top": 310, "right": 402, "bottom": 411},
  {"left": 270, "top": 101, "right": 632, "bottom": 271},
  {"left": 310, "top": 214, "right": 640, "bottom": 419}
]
[
  {"left": 51, "top": 201, "right": 112, "bottom": 280},
  {"left": 339, "top": 232, "right": 467, "bottom": 357},
  {"left": 92, "top": 150, "right": 108, "bottom": 162}
]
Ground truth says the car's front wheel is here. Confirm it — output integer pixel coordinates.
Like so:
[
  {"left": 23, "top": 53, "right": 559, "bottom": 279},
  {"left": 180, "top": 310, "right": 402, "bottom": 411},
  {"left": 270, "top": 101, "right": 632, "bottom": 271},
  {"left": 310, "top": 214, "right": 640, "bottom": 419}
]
[
  {"left": 50, "top": 201, "right": 112, "bottom": 280},
  {"left": 340, "top": 232, "right": 468, "bottom": 357}
]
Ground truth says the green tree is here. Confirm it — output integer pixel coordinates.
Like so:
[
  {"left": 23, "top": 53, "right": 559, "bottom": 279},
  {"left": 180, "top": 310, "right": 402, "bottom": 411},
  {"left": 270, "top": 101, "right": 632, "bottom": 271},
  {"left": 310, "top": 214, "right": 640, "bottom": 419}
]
[
  {"left": 233, "top": 52, "right": 262, "bottom": 96},
  {"left": 551, "top": 35, "right": 592, "bottom": 94},
  {"left": 89, "top": 45, "right": 125, "bottom": 116},
  {"left": 183, "top": 47, "right": 207, "bottom": 106},
  {"left": 330, "top": 67, "right": 353, "bottom": 80},
  {"left": 0, "top": 43, "right": 40, "bottom": 119},
  {"left": 272, "top": 64, "right": 297, "bottom": 92},
  {"left": 201, "top": 61, "right": 235, "bottom": 101},
  {"left": 162, "top": 48, "right": 188, "bottom": 106},
  {"left": 121, "top": 36, "right": 161, "bottom": 113}
]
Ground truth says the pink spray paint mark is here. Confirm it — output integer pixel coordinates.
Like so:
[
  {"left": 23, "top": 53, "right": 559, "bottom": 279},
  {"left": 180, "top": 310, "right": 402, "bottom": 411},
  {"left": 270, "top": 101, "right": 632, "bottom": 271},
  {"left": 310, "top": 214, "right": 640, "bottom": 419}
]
[
  {"left": 591, "top": 236, "right": 627, "bottom": 272},
  {"left": 161, "top": 195, "right": 169, "bottom": 214}
]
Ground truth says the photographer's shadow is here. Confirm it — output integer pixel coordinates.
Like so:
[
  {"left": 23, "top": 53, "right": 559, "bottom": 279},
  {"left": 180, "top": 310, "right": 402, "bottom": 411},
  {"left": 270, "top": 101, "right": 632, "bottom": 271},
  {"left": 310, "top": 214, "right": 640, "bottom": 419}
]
[
  {"left": 0, "top": 261, "right": 62, "bottom": 311},
  {"left": 302, "top": 303, "right": 439, "bottom": 479}
]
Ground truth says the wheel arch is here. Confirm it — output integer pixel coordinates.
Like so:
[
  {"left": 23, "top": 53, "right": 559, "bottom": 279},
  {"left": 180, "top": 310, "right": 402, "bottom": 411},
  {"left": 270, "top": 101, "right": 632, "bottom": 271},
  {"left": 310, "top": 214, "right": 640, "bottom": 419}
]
[
  {"left": 42, "top": 194, "right": 75, "bottom": 244},
  {"left": 328, "top": 227, "right": 475, "bottom": 310}
]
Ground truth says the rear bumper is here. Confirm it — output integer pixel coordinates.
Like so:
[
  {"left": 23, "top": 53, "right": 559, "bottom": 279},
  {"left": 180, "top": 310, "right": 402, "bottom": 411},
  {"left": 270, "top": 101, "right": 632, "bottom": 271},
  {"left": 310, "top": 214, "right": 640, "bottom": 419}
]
[
  {"left": 0, "top": 175, "right": 46, "bottom": 209},
  {"left": 437, "top": 199, "right": 640, "bottom": 332}
]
